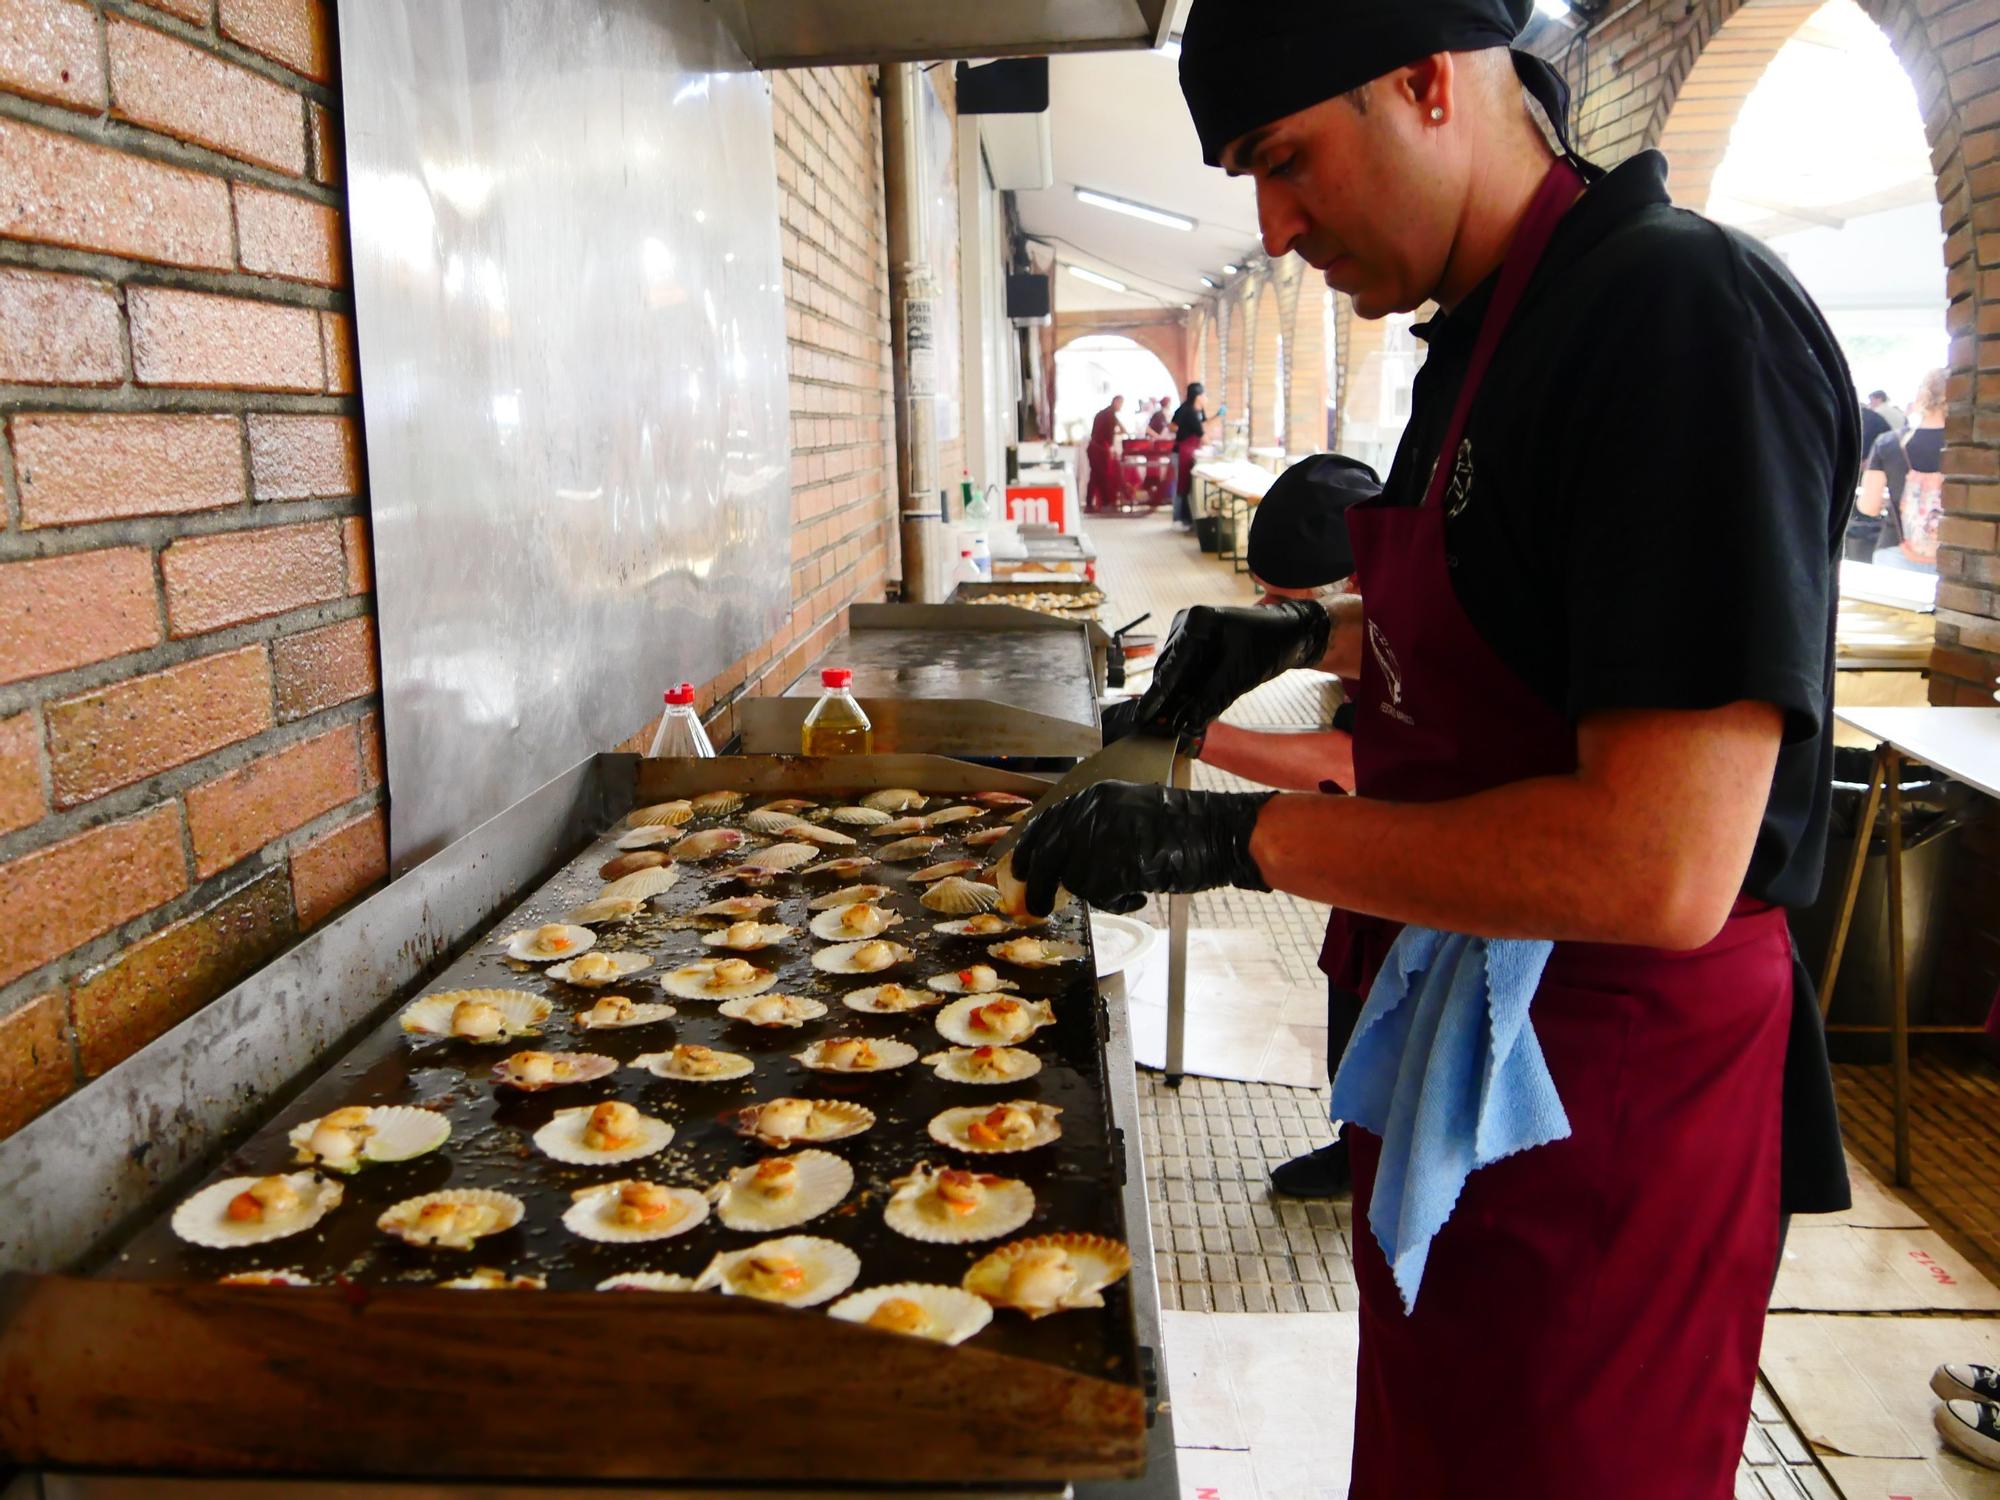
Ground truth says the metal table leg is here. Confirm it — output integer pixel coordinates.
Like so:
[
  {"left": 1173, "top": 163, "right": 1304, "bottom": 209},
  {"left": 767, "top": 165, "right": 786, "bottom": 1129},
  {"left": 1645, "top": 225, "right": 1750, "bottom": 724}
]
[
  {"left": 1884, "top": 748, "right": 1911, "bottom": 1187},
  {"left": 1163, "top": 751, "right": 1192, "bottom": 1088},
  {"left": 1817, "top": 745, "right": 1888, "bottom": 1016}
]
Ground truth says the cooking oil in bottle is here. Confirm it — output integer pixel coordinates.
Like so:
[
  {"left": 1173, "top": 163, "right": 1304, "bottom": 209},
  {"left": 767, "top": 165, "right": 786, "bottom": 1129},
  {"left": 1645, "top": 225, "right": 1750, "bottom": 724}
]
[{"left": 801, "top": 668, "right": 872, "bottom": 755}]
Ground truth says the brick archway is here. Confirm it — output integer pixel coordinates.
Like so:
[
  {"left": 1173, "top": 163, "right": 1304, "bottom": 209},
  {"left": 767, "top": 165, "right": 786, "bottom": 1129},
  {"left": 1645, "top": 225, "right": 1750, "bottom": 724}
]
[
  {"left": 1201, "top": 307, "right": 1222, "bottom": 402},
  {"left": 1286, "top": 277, "right": 1330, "bottom": 456},
  {"left": 1654, "top": 1, "right": 1823, "bottom": 211},
  {"left": 1223, "top": 299, "right": 1247, "bottom": 445},
  {"left": 1050, "top": 310, "right": 1190, "bottom": 397}
]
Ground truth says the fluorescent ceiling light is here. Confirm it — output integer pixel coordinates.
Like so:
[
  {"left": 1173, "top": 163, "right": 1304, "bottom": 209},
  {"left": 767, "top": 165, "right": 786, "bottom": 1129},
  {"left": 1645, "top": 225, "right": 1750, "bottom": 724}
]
[
  {"left": 1073, "top": 186, "right": 1196, "bottom": 233},
  {"left": 1199, "top": 275, "right": 1219, "bottom": 288},
  {"left": 1533, "top": 0, "right": 1571, "bottom": 15},
  {"left": 1066, "top": 264, "right": 1128, "bottom": 293},
  {"left": 1222, "top": 263, "right": 1241, "bottom": 275}
]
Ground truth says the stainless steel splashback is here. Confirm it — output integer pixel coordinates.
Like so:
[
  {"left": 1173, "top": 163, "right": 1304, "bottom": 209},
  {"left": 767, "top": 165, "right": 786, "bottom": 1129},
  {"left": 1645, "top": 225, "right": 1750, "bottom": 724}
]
[{"left": 340, "top": 1, "right": 793, "bottom": 869}]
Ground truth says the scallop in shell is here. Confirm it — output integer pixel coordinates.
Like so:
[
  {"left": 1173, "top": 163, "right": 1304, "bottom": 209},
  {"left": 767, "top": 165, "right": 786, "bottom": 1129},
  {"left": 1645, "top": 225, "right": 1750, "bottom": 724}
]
[
  {"left": 923, "top": 965, "right": 1019, "bottom": 996},
  {"left": 599, "top": 849, "right": 670, "bottom": 881},
  {"left": 689, "top": 789, "right": 746, "bottom": 817},
  {"left": 922, "top": 806, "right": 984, "bottom": 828},
  {"left": 932, "top": 912, "right": 1018, "bottom": 938},
  {"left": 790, "top": 823, "right": 858, "bottom": 849},
  {"left": 633, "top": 1043, "right": 754, "bottom": 1081},
  {"left": 928, "top": 1100, "right": 1064, "bottom": 1154},
  {"left": 923, "top": 1045, "right": 1044, "bottom": 1085},
  {"left": 802, "top": 856, "right": 880, "bottom": 879},
  {"left": 842, "top": 983, "right": 942, "bottom": 1015},
  {"left": 936, "top": 996, "right": 1055, "bottom": 1048},
  {"left": 489, "top": 1050, "right": 617, "bottom": 1091},
  {"left": 667, "top": 827, "right": 748, "bottom": 861},
  {"left": 562, "top": 1179, "right": 710, "bottom": 1243},
  {"left": 731, "top": 842, "right": 818, "bottom": 874},
  {"left": 565, "top": 896, "right": 645, "bottom": 926},
  {"left": 883, "top": 1162, "right": 1034, "bottom": 1245},
  {"left": 988, "top": 936, "right": 1088, "bottom": 969},
  {"left": 909, "top": 860, "right": 982, "bottom": 884},
  {"left": 719, "top": 993, "right": 827, "bottom": 1029},
  {"left": 971, "top": 792, "right": 1034, "bottom": 809},
  {"left": 628, "top": 801, "right": 694, "bottom": 829},
  {"left": 504, "top": 924, "right": 596, "bottom": 963},
  {"left": 919, "top": 877, "right": 1001, "bottom": 916},
  {"left": 708, "top": 1150, "right": 853, "bottom": 1231},
  {"left": 173, "top": 1173, "right": 342, "bottom": 1249},
  {"left": 964, "top": 826, "right": 1011, "bottom": 850},
  {"left": 812, "top": 939, "right": 913, "bottom": 975},
  {"left": 754, "top": 798, "right": 820, "bottom": 816},
  {"left": 288, "top": 1105, "right": 450, "bottom": 1173},
  {"left": 826, "top": 805, "right": 894, "bottom": 827},
  {"left": 870, "top": 817, "right": 932, "bottom": 839},
  {"left": 828, "top": 1284, "right": 993, "bottom": 1345},
  {"left": 877, "top": 836, "right": 945, "bottom": 863},
  {"left": 962, "top": 1233, "right": 1132, "bottom": 1318},
  {"left": 808, "top": 903, "right": 905, "bottom": 941},
  {"left": 690, "top": 894, "right": 780, "bottom": 921},
  {"left": 598, "top": 1272, "right": 698, "bottom": 1292},
  {"left": 694, "top": 1235, "right": 860, "bottom": 1307},
  {"left": 438, "top": 1268, "right": 545, "bottom": 1291},
  {"left": 401, "top": 989, "right": 551, "bottom": 1043},
  {"left": 744, "top": 808, "right": 813, "bottom": 835},
  {"left": 598, "top": 866, "right": 680, "bottom": 902},
  {"left": 546, "top": 950, "right": 652, "bottom": 987},
  {"left": 378, "top": 1188, "right": 524, "bottom": 1250},
  {"left": 733, "top": 1097, "right": 875, "bottom": 1148},
  {"left": 795, "top": 1035, "right": 918, "bottom": 1073},
  {"left": 807, "top": 883, "right": 895, "bottom": 911},
  {"left": 993, "top": 850, "right": 1068, "bottom": 921},
  {"left": 616, "top": 826, "right": 680, "bottom": 850},
  {"left": 700, "top": 920, "right": 795, "bottom": 952},
  {"left": 663, "top": 958, "right": 777, "bottom": 1001},
  {"left": 533, "top": 1102, "right": 675, "bottom": 1165},
  {"left": 575, "top": 994, "right": 676, "bottom": 1030},
  {"left": 861, "top": 788, "right": 927, "bottom": 813}
]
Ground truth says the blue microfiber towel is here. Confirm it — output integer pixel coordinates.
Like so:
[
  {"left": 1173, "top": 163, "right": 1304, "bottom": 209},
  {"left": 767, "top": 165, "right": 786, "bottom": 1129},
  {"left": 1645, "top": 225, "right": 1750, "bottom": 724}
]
[{"left": 1328, "top": 927, "right": 1569, "bottom": 1314}]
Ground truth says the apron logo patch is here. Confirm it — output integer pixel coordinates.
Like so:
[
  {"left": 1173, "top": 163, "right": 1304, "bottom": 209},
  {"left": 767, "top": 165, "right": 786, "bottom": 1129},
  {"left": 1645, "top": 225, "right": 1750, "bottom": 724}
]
[
  {"left": 1368, "top": 621, "right": 1415, "bottom": 726},
  {"left": 1444, "top": 438, "right": 1475, "bottom": 517}
]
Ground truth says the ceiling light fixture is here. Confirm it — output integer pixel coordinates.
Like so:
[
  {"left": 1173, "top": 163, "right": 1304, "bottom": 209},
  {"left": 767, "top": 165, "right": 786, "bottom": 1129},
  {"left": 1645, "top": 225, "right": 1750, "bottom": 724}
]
[
  {"left": 1065, "top": 264, "right": 1129, "bottom": 293},
  {"left": 1222, "top": 263, "right": 1241, "bottom": 275},
  {"left": 1199, "top": 275, "right": 1219, "bottom": 289},
  {"left": 1073, "top": 186, "right": 1197, "bottom": 233}
]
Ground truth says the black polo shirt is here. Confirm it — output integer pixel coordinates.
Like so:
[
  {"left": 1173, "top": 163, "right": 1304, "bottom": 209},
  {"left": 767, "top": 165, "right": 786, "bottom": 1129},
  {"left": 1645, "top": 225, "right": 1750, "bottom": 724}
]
[{"left": 1377, "top": 150, "right": 1856, "bottom": 1216}]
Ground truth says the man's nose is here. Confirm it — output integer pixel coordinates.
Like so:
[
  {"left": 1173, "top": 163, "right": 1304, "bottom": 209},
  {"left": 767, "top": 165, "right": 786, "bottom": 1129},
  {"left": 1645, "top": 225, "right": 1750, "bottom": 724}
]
[{"left": 1258, "top": 180, "right": 1307, "bottom": 261}]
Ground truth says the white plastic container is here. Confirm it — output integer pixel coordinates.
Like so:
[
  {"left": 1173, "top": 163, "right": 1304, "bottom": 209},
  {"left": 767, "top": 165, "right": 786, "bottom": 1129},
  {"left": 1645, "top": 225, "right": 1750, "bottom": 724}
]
[{"left": 647, "top": 683, "right": 714, "bottom": 758}]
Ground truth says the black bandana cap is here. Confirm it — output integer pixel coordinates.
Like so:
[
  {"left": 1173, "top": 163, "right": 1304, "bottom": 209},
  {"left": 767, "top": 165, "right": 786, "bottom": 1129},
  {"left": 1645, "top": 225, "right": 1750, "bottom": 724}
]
[
  {"left": 1179, "top": 0, "right": 1560, "bottom": 167},
  {"left": 1245, "top": 453, "right": 1382, "bottom": 589}
]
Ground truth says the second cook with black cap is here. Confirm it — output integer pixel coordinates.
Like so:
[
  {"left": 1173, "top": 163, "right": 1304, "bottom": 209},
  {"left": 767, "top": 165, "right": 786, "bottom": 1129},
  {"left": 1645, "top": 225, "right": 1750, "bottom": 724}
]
[{"left": 1013, "top": 1, "right": 1855, "bottom": 1494}]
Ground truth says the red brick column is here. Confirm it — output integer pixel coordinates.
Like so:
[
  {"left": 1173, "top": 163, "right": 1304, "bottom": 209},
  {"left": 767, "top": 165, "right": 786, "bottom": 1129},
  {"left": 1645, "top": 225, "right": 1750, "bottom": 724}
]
[{"left": 1248, "top": 278, "right": 1283, "bottom": 450}]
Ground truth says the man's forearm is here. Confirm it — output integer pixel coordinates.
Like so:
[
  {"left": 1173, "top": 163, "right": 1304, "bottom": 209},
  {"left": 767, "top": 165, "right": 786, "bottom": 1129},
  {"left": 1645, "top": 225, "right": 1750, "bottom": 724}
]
[
  {"left": 1199, "top": 724, "right": 1354, "bottom": 793},
  {"left": 1314, "top": 594, "right": 1363, "bottom": 679}
]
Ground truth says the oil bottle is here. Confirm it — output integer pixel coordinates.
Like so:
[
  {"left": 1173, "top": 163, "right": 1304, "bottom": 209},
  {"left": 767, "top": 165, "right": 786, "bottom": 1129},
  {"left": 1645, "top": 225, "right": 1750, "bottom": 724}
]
[{"left": 801, "top": 668, "right": 872, "bottom": 755}]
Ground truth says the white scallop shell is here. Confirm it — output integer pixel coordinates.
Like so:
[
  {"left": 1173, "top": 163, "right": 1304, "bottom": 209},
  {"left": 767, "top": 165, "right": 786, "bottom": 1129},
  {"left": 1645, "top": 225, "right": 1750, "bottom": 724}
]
[
  {"left": 935, "top": 996, "right": 1056, "bottom": 1048},
  {"left": 663, "top": 960, "right": 777, "bottom": 1001},
  {"left": 633, "top": 1045, "right": 756, "bottom": 1082},
  {"left": 807, "top": 883, "right": 895, "bottom": 911},
  {"left": 489, "top": 1051, "right": 618, "bottom": 1090},
  {"left": 908, "top": 861, "right": 983, "bottom": 884},
  {"left": 217, "top": 1269, "right": 313, "bottom": 1287},
  {"left": 172, "top": 1173, "right": 343, "bottom": 1249},
  {"left": 877, "top": 837, "right": 945, "bottom": 863},
  {"left": 437, "top": 1268, "right": 545, "bottom": 1290},
  {"left": 599, "top": 866, "right": 681, "bottom": 902},
  {"left": 400, "top": 989, "right": 551, "bottom": 1042},
  {"left": 927, "top": 1101, "right": 1064, "bottom": 1154},
  {"left": 736, "top": 841, "right": 818, "bottom": 872},
  {"left": 755, "top": 798, "right": 820, "bottom": 816},
  {"left": 690, "top": 895, "right": 780, "bottom": 920},
  {"left": 790, "top": 823, "right": 857, "bottom": 848},
  {"left": 734, "top": 1097, "right": 876, "bottom": 1147},
  {"left": 616, "top": 826, "right": 680, "bottom": 851},
  {"left": 923, "top": 967, "right": 1019, "bottom": 996},
  {"left": 597, "top": 1272, "right": 699, "bottom": 1292},
  {"left": 533, "top": 1104, "right": 676, "bottom": 1164},
  {"left": 287, "top": 1106, "right": 451, "bottom": 1172},
  {"left": 922, "top": 806, "right": 985, "bottom": 827},
  {"left": 700, "top": 922, "right": 795, "bottom": 952},
  {"left": 801, "top": 857, "right": 880, "bottom": 879},
  {"left": 883, "top": 1163, "right": 1035, "bottom": 1244},
  {"left": 694, "top": 1235, "right": 861, "bottom": 1307},
  {"left": 961, "top": 1233, "right": 1132, "bottom": 1318},
  {"left": 794, "top": 1035, "right": 919, "bottom": 1073},
  {"left": 575, "top": 996, "right": 677, "bottom": 1030},
  {"left": 689, "top": 789, "right": 746, "bottom": 817},
  {"left": 377, "top": 1188, "right": 524, "bottom": 1249},
  {"left": 812, "top": 940, "right": 914, "bottom": 975},
  {"left": 628, "top": 801, "right": 694, "bottom": 828},
  {"left": 993, "top": 850, "right": 1069, "bottom": 921},
  {"left": 841, "top": 983, "right": 943, "bottom": 1015},
  {"left": 744, "top": 808, "right": 814, "bottom": 835},
  {"left": 808, "top": 905, "right": 905, "bottom": 941},
  {"left": 565, "top": 897, "right": 645, "bottom": 926},
  {"left": 826, "top": 805, "right": 894, "bottom": 827},
  {"left": 708, "top": 1150, "right": 853, "bottom": 1231},
  {"left": 562, "top": 1181, "right": 710, "bottom": 1243},
  {"left": 923, "top": 1046, "right": 1044, "bottom": 1085},
  {"left": 919, "top": 877, "right": 1001, "bottom": 916},
  {"left": 719, "top": 993, "right": 828, "bottom": 1029},
  {"left": 504, "top": 924, "right": 596, "bottom": 963},
  {"left": 546, "top": 950, "right": 652, "bottom": 987},
  {"left": 987, "top": 937, "right": 1088, "bottom": 969},
  {"left": 828, "top": 1283, "right": 993, "bottom": 1345},
  {"left": 668, "top": 827, "right": 749, "bottom": 861},
  {"left": 861, "top": 788, "right": 927, "bottom": 813},
  {"left": 870, "top": 818, "right": 932, "bottom": 839},
  {"left": 931, "top": 913, "right": 1019, "bottom": 938},
  {"left": 964, "top": 827, "right": 1011, "bottom": 849},
  {"left": 971, "top": 792, "right": 1035, "bottom": 809}
]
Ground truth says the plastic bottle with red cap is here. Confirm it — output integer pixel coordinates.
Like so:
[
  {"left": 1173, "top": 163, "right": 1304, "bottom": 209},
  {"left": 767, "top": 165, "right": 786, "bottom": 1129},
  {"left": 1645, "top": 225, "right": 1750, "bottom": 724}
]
[
  {"left": 647, "top": 683, "right": 714, "bottom": 758},
  {"left": 800, "top": 667, "right": 872, "bottom": 756}
]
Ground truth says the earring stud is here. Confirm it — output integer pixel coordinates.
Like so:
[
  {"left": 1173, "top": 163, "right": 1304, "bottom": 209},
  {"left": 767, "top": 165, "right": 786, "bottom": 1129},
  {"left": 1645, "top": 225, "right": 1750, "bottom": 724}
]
[{"left": 1430, "top": 107, "right": 1445, "bottom": 122}]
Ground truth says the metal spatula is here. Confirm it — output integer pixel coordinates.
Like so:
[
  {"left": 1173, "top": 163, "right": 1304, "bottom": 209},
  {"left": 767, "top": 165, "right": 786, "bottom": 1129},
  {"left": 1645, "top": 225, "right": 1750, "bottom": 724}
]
[{"left": 985, "top": 731, "right": 1183, "bottom": 864}]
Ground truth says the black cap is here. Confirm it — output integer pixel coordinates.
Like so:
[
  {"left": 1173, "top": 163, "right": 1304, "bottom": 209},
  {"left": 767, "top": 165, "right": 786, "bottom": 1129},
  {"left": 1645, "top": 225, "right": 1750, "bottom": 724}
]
[
  {"left": 1245, "top": 453, "right": 1381, "bottom": 589},
  {"left": 1179, "top": 0, "right": 1537, "bottom": 166}
]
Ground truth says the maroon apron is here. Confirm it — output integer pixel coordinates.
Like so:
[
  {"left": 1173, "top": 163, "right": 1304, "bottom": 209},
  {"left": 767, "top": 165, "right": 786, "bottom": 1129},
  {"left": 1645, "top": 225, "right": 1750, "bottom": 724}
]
[{"left": 1322, "top": 161, "right": 1791, "bottom": 1499}]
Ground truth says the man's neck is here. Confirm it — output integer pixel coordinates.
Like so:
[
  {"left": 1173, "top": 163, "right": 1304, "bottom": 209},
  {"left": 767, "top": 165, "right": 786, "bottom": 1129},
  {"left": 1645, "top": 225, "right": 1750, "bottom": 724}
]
[{"left": 1433, "top": 137, "right": 1560, "bottom": 312}]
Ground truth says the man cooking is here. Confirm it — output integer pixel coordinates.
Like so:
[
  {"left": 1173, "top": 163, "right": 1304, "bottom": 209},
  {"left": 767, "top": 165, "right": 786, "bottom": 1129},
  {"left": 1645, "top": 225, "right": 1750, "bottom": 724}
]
[{"left": 1011, "top": 3, "right": 1853, "bottom": 1495}]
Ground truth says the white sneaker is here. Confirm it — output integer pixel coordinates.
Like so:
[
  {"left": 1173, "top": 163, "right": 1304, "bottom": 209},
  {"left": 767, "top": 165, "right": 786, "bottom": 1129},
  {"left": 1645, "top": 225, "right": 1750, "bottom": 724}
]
[
  {"left": 1935, "top": 1401, "right": 2000, "bottom": 1470},
  {"left": 1932, "top": 1363, "right": 2000, "bottom": 1405}
]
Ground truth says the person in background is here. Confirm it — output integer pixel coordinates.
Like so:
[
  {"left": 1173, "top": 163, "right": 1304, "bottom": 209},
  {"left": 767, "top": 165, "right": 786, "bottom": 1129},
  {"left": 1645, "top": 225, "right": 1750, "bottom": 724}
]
[
  {"left": 1171, "top": 381, "right": 1212, "bottom": 528},
  {"left": 1859, "top": 369, "right": 1945, "bottom": 573},
  {"left": 1846, "top": 397, "right": 1894, "bottom": 561},
  {"left": 1085, "top": 394, "right": 1129, "bottom": 511},
  {"left": 1148, "top": 396, "right": 1173, "bottom": 436},
  {"left": 1869, "top": 389, "right": 1907, "bottom": 435}
]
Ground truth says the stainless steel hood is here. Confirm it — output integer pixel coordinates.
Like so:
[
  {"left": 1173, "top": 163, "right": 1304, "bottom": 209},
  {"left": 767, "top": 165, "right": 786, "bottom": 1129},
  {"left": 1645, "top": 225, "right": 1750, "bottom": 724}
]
[{"left": 711, "top": 0, "right": 1175, "bottom": 67}]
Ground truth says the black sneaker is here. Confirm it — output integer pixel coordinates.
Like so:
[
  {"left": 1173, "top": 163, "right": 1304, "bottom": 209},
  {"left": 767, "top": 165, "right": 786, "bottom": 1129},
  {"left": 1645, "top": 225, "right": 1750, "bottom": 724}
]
[
  {"left": 1935, "top": 1400, "right": 2000, "bottom": 1471},
  {"left": 1933, "top": 1364, "right": 2000, "bottom": 1405},
  {"left": 1270, "top": 1136, "right": 1351, "bottom": 1199}
]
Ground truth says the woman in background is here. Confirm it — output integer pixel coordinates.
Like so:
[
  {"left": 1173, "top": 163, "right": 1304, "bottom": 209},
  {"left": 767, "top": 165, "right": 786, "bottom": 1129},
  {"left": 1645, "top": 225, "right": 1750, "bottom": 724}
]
[{"left": 1858, "top": 368, "right": 1946, "bottom": 573}]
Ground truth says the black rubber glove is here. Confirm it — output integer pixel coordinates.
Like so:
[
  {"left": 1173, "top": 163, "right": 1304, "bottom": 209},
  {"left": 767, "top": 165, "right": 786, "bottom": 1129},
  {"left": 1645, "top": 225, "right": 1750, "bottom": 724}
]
[
  {"left": 1133, "top": 600, "right": 1333, "bottom": 739},
  {"left": 1099, "top": 697, "right": 1144, "bottom": 747},
  {"left": 1012, "top": 782, "right": 1276, "bottom": 917}
]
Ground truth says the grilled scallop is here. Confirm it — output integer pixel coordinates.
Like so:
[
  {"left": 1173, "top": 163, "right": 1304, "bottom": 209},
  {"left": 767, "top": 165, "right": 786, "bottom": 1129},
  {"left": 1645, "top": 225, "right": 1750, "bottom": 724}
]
[
  {"left": 987, "top": 936, "right": 1087, "bottom": 969},
  {"left": 861, "top": 788, "right": 927, "bottom": 813},
  {"left": 504, "top": 924, "right": 596, "bottom": 962},
  {"left": 924, "top": 964, "right": 1018, "bottom": 996},
  {"left": 562, "top": 1180, "right": 709, "bottom": 1243},
  {"left": 533, "top": 1101, "right": 675, "bottom": 1165},
  {"left": 962, "top": 1234, "right": 1132, "bottom": 1318},
  {"left": 808, "top": 903, "right": 905, "bottom": 941},
  {"left": 923, "top": 1045, "right": 1043, "bottom": 1085},
  {"left": 794, "top": 1035, "right": 918, "bottom": 1073},
  {"left": 546, "top": 950, "right": 651, "bottom": 987},
  {"left": 877, "top": 836, "right": 945, "bottom": 863},
  {"left": 377, "top": 1189, "right": 524, "bottom": 1250},
  {"left": 401, "top": 990, "right": 551, "bottom": 1043},
  {"left": 828, "top": 1284, "right": 993, "bottom": 1345},
  {"left": 842, "top": 983, "right": 943, "bottom": 1015},
  {"left": 719, "top": 993, "right": 828, "bottom": 1029},
  {"left": 664, "top": 958, "right": 778, "bottom": 1001},
  {"left": 813, "top": 939, "right": 913, "bottom": 975},
  {"left": 173, "top": 1173, "right": 343, "bottom": 1249},
  {"left": 884, "top": 1162, "right": 1035, "bottom": 1245},
  {"left": 288, "top": 1106, "right": 450, "bottom": 1173},
  {"left": 633, "top": 1043, "right": 755, "bottom": 1081},
  {"left": 708, "top": 1150, "right": 853, "bottom": 1231},
  {"left": 695, "top": 1236, "right": 860, "bottom": 1307},
  {"left": 489, "top": 1050, "right": 617, "bottom": 1090},
  {"left": 807, "top": 883, "right": 895, "bottom": 910},
  {"left": 565, "top": 896, "right": 646, "bottom": 926},
  {"left": 701, "top": 920, "right": 796, "bottom": 953},
  {"left": 575, "top": 994, "right": 677, "bottom": 1030},
  {"left": 733, "top": 1097, "right": 875, "bottom": 1148},
  {"left": 928, "top": 1100, "right": 1063, "bottom": 1154},
  {"left": 935, "top": 996, "right": 1055, "bottom": 1047}
]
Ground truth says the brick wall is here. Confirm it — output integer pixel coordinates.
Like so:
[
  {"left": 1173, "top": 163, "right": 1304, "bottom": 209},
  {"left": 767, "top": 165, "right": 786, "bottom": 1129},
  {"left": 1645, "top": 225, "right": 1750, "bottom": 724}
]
[{"left": 0, "top": 0, "right": 383, "bottom": 1139}]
